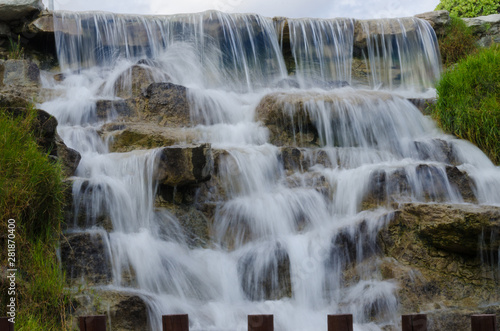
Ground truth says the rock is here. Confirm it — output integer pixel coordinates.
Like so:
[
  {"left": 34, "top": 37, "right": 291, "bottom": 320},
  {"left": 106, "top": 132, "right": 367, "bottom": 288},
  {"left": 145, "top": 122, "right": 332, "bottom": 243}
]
[
  {"left": 363, "top": 164, "right": 476, "bottom": 209},
  {"left": 142, "top": 82, "right": 191, "bottom": 127},
  {"left": 463, "top": 14, "right": 500, "bottom": 48},
  {"left": 0, "top": 59, "right": 40, "bottom": 87},
  {"left": 377, "top": 203, "right": 500, "bottom": 312},
  {"left": 66, "top": 179, "right": 113, "bottom": 230},
  {"left": 353, "top": 17, "right": 420, "bottom": 52},
  {"left": 71, "top": 291, "right": 149, "bottom": 331},
  {"left": 0, "top": 85, "right": 38, "bottom": 108},
  {"left": 415, "top": 10, "right": 451, "bottom": 36},
  {"left": 414, "top": 204, "right": 500, "bottom": 255},
  {"left": 279, "top": 146, "right": 333, "bottom": 172},
  {"left": 95, "top": 99, "right": 134, "bottom": 120},
  {"left": 55, "top": 134, "right": 81, "bottom": 176},
  {"left": 255, "top": 90, "right": 395, "bottom": 147},
  {"left": 28, "top": 13, "right": 55, "bottom": 34},
  {"left": 153, "top": 202, "right": 211, "bottom": 248},
  {"left": 60, "top": 231, "right": 112, "bottom": 286},
  {"left": 238, "top": 242, "right": 292, "bottom": 301},
  {"left": 0, "top": 22, "right": 10, "bottom": 37},
  {"left": 154, "top": 144, "right": 213, "bottom": 187},
  {"left": 407, "top": 97, "right": 436, "bottom": 115},
  {"left": 113, "top": 64, "right": 161, "bottom": 99},
  {"left": 100, "top": 122, "right": 200, "bottom": 153},
  {"left": 0, "top": 0, "right": 43, "bottom": 21}
]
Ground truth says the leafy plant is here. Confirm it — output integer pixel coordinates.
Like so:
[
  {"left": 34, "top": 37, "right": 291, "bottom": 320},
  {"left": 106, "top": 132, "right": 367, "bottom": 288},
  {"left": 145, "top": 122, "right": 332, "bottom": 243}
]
[
  {"left": 435, "top": 0, "right": 500, "bottom": 18},
  {"left": 437, "top": 16, "right": 479, "bottom": 68},
  {"left": 8, "top": 35, "right": 24, "bottom": 60},
  {"left": 433, "top": 44, "right": 500, "bottom": 164}
]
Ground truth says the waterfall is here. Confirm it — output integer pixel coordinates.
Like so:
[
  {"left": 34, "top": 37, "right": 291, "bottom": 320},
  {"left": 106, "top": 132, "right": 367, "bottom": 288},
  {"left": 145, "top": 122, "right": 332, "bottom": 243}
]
[{"left": 40, "top": 9, "right": 500, "bottom": 331}]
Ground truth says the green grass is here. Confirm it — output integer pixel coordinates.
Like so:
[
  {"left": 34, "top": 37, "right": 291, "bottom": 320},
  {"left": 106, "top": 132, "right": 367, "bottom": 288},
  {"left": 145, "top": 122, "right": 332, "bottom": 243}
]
[
  {"left": 0, "top": 106, "right": 70, "bottom": 330},
  {"left": 433, "top": 44, "right": 500, "bottom": 164},
  {"left": 8, "top": 35, "right": 24, "bottom": 60},
  {"left": 437, "top": 16, "right": 479, "bottom": 69}
]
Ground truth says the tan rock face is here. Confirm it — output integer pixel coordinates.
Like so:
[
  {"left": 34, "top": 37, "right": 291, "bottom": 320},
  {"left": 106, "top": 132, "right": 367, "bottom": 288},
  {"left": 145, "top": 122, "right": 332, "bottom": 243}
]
[{"left": 377, "top": 203, "right": 500, "bottom": 313}]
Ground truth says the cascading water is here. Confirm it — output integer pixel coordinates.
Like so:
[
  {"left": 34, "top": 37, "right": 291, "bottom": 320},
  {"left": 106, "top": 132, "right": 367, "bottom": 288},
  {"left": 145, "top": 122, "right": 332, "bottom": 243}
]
[{"left": 40, "top": 9, "right": 500, "bottom": 331}]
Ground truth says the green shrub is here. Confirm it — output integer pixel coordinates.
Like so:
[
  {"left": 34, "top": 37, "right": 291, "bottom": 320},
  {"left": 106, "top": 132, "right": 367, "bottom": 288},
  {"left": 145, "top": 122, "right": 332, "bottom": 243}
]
[
  {"left": 434, "top": 44, "right": 500, "bottom": 164},
  {"left": 435, "top": 0, "right": 500, "bottom": 18},
  {"left": 438, "top": 16, "right": 479, "bottom": 68},
  {"left": 0, "top": 106, "right": 70, "bottom": 330}
]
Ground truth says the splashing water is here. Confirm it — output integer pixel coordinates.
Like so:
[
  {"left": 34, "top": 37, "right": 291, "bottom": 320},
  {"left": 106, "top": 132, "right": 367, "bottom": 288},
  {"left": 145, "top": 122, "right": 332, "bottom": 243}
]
[{"left": 40, "top": 9, "right": 500, "bottom": 331}]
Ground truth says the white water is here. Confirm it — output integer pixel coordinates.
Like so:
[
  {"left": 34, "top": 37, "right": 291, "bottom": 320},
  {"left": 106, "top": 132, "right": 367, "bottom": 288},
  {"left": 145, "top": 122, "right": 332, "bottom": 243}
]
[{"left": 40, "top": 10, "right": 500, "bottom": 331}]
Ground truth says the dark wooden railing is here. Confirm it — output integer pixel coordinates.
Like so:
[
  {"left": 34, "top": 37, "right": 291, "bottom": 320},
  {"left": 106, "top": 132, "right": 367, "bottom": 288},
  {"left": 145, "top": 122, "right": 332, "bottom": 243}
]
[{"left": 0, "top": 313, "right": 498, "bottom": 330}]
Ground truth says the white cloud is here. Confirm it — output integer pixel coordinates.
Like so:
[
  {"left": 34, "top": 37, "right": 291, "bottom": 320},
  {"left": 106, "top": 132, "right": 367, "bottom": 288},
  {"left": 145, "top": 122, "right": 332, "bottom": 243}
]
[{"left": 44, "top": 0, "right": 441, "bottom": 18}]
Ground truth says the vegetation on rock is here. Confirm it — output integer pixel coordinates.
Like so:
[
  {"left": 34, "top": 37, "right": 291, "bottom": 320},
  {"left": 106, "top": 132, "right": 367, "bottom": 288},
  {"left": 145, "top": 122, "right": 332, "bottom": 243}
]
[
  {"left": 0, "top": 105, "right": 69, "bottom": 330},
  {"left": 437, "top": 16, "right": 479, "bottom": 68},
  {"left": 434, "top": 44, "right": 500, "bottom": 164},
  {"left": 435, "top": 0, "right": 500, "bottom": 18}
]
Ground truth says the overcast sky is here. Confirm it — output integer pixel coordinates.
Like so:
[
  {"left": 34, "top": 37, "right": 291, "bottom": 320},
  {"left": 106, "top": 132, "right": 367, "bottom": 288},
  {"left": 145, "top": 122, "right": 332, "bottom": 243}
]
[{"left": 43, "top": 0, "right": 441, "bottom": 19}]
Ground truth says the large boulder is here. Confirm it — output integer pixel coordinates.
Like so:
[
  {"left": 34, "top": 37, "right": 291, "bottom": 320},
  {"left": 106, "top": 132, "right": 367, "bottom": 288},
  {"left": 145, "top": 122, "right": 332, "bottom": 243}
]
[
  {"left": 463, "top": 14, "right": 500, "bottom": 47},
  {"left": 378, "top": 203, "right": 500, "bottom": 313},
  {"left": 154, "top": 144, "right": 213, "bottom": 187},
  {"left": 0, "top": 0, "right": 43, "bottom": 21},
  {"left": 415, "top": 10, "right": 451, "bottom": 36}
]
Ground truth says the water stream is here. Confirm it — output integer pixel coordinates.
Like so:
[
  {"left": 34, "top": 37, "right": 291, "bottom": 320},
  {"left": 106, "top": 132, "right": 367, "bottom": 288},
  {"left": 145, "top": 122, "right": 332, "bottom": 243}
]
[{"left": 40, "top": 10, "right": 500, "bottom": 331}]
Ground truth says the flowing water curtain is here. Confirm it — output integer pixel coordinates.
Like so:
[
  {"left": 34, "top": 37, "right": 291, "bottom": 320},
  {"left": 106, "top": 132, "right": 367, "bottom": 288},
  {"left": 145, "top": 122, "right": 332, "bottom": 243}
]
[
  {"left": 284, "top": 18, "right": 355, "bottom": 86},
  {"left": 359, "top": 17, "right": 442, "bottom": 90},
  {"left": 53, "top": 11, "right": 287, "bottom": 90}
]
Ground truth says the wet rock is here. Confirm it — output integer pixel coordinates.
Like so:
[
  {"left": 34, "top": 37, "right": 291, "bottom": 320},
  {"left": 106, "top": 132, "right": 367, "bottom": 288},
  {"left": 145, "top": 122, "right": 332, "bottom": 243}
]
[
  {"left": 142, "top": 82, "right": 190, "bottom": 126},
  {"left": 329, "top": 219, "right": 382, "bottom": 269},
  {"left": 154, "top": 144, "right": 213, "bottom": 187},
  {"left": 413, "top": 139, "right": 457, "bottom": 165},
  {"left": 0, "top": 0, "right": 44, "bottom": 21},
  {"left": 279, "top": 146, "right": 333, "bottom": 172},
  {"left": 415, "top": 10, "right": 451, "bottom": 36},
  {"left": 238, "top": 242, "right": 292, "bottom": 301},
  {"left": 95, "top": 99, "right": 133, "bottom": 120},
  {"left": 255, "top": 92, "right": 319, "bottom": 147},
  {"left": 353, "top": 18, "right": 420, "bottom": 52},
  {"left": 154, "top": 202, "right": 210, "bottom": 248},
  {"left": 255, "top": 90, "right": 394, "bottom": 147},
  {"left": 100, "top": 122, "right": 200, "bottom": 152},
  {"left": 407, "top": 97, "right": 436, "bottom": 115},
  {"left": 362, "top": 164, "right": 476, "bottom": 209},
  {"left": 71, "top": 291, "right": 149, "bottom": 331},
  {"left": 0, "top": 59, "right": 40, "bottom": 87},
  {"left": 65, "top": 179, "right": 113, "bottom": 230},
  {"left": 55, "top": 134, "right": 81, "bottom": 176},
  {"left": 113, "top": 64, "right": 161, "bottom": 99},
  {"left": 60, "top": 231, "right": 112, "bottom": 286}
]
